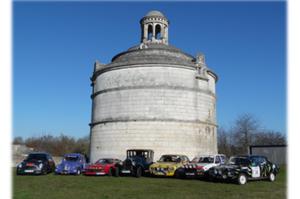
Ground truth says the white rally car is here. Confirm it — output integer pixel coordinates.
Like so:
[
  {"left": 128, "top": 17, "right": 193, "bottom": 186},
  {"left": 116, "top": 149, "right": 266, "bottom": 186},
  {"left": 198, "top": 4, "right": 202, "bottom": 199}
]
[{"left": 181, "top": 154, "right": 226, "bottom": 178}]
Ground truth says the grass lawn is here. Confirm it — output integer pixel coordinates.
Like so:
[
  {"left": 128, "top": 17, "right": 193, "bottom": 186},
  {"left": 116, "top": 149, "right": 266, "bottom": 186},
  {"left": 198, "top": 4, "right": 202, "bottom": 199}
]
[{"left": 13, "top": 167, "right": 286, "bottom": 199}]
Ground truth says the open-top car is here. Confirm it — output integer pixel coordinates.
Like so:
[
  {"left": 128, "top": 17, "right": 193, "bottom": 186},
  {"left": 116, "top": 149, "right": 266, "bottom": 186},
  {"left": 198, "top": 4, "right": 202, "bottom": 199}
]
[
  {"left": 208, "top": 155, "right": 279, "bottom": 185},
  {"left": 84, "top": 158, "right": 122, "bottom": 176},
  {"left": 182, "top": 154, "right": 226, "bottom": 178},
  {"left": 16, "top": 152, "right": 55, "bottom": 175},
  {"left": 149, "top": 154, "right": 189, "bottom": 177},
  {"left": 55, "top": 153, "right": 86, "bottom": 175},
  {"left": 116, "top": 149, "right": 154, "bottom": 177}
]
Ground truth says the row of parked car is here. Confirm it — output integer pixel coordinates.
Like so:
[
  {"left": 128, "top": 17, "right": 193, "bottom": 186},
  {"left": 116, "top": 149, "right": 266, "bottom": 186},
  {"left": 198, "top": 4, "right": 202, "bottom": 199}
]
[{"left": 16, "top": 149, "right": 279, "bottom": 185}]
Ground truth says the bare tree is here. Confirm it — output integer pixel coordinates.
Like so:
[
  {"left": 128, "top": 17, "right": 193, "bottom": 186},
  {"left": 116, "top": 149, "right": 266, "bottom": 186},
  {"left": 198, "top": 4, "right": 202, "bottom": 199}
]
[
  {"left": 13, "top": 136, "right": 24, "bottom": 145},
  {"left": 254, "top": 130, "right": 286, "bottom": 145},
  {"left": 231, "top": 113, "right": 260, "bottom": 154}
]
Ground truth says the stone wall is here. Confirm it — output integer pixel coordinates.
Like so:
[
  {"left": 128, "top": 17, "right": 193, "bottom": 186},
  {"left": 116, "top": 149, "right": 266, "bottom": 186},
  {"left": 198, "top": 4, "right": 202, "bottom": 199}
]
[{"left": 90, "top": 64, "right": 217, "bottom": 162}]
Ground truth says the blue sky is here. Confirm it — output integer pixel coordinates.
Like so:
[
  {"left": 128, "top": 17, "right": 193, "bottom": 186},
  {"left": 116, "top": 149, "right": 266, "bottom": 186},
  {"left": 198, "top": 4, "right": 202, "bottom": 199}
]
[{"left": 13, "top": 1, "right": 286, "bottom": 138}]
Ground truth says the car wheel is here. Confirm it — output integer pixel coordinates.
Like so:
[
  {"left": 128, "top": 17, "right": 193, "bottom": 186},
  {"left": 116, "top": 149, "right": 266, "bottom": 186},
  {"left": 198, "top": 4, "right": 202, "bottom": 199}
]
[
  {"left": 114, "top": 167, "right": 119, "bottom": 177},
  {"left": 269, "top": 172, "right": 276, "bottom": 182},
  {"left": 108, "top": 168, "right": 113, "bottom": 176},
  {"left": 237, "top": 174, "right": 247, "bottom": 185},
  {"left": 42, "top": 168, "right": 47, "bottom": 175},
  {"left": 135, "top": 167, "right": 142, "bottom": 178},
  {"left": 175, "top": 170, "right": 184, "bottom": 179}
]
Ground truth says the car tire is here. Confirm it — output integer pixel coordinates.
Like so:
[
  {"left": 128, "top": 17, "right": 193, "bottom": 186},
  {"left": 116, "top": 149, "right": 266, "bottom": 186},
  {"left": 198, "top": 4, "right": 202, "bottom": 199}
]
[
  {"left": 135, "top": 167, "right": 142, "bottom": 178},
  {"left": 237, "top": 173, "right": 247, "bottom": 185},
  {"left": 41, "top": 167, "right": 47, "bottom": 175},
  {"left": 108, "top": 168, "right": 113, "bottom": 176},
  {"left": 114, "top": 167, "right": 119, "bottom": 177},
  {"left": 269, "top": 172, "right": 276, "bottom": 182},
  {"left": 175, "top": 170, "right": 184, "bottom": 179}
]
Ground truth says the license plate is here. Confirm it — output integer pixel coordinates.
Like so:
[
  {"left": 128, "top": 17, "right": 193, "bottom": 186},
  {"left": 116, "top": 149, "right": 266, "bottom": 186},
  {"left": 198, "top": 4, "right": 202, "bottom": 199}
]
[
  {"left": 96, "top": 172, "right": 105, "bottom": 175},
  {"left": 24, "top": 170, "right": 34, "bottom": 173},
  {"left": 121, "top": 170, "right": 131, "bottom": 173},
  {"left": 186, "top": 172, "right": 195, "bottom": 176}
]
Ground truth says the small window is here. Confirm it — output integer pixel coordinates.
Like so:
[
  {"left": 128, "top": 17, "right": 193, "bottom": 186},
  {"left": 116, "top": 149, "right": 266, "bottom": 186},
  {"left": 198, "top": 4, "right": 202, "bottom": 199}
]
[
  {"left": 148, "top": 25, "right": 153, "bottom": 40},
  {"left": 155, "top": 24, "right": 161, "bottom": 39}
]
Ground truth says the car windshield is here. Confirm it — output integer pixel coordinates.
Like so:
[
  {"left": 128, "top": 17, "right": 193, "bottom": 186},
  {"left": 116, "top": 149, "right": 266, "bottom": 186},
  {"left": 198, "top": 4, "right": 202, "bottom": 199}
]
[
  {"left": 158, "top": 155, "right": 181, "bottom": 163},
  {"left": 26, "top": 154, "right": 47, "bottom": 161},
  {"left": 96, "top": 159, "right": 113, "bottom": 164},
  {"left": 228, "top": 157, "right": 250, "bottom": 166},
  {"left": 64, "top": 156, "right": 79, "bottom": 161},
  {"left": 193, "top": 156, "right": 214, "bottom": 163}
]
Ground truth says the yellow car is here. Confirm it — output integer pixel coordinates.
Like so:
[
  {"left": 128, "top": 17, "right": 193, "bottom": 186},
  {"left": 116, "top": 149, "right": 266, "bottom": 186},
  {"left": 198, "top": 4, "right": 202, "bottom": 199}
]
[{"left": 149, "top": 154, "right": 190, "bottom": 177}]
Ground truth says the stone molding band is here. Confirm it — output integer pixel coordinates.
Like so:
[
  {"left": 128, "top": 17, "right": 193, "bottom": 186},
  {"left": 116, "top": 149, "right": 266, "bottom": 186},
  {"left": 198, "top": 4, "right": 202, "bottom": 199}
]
[
  {"left": 91, "top": 63, "right": 218, "bottom": 82},
  {"left": 89, "top": 118, "right": 217, "bottom": 127},
  {"left": 91, "top": 85, "right": 216, "bottom": 99}
]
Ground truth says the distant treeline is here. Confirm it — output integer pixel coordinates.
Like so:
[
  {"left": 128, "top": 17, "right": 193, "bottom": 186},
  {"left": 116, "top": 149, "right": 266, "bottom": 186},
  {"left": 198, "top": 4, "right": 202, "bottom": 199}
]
[
  {"left": 13, "top": 134, "right": 89, "bottom": 157},
  {"left": 13, "top": 113, "right": 286, "bottom": 158},
  {"left": 217, "top": 113, "right": 286, "bottom": 156}
]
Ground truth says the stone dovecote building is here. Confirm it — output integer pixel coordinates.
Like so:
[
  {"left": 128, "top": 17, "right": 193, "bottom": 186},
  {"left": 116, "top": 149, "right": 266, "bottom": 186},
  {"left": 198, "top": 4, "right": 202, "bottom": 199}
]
[{"left": 89, "top": 10, "right": 218, "bottom": 162}]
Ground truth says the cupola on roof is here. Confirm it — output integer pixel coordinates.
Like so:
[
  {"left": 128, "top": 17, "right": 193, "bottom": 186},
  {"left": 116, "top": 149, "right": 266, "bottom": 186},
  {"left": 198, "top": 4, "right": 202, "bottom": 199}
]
[{"left": 145, "top": 10, "right": 165, "bottom": 17}]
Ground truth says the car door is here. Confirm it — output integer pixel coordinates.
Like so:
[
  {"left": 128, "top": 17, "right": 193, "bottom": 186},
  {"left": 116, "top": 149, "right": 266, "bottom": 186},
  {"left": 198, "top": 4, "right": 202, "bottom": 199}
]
[
  {"left": 250, "top": 157, "right": 261, "bottom": 178},
  {"left": 215, "top": 156, "right": 221, "bottom": 166}
]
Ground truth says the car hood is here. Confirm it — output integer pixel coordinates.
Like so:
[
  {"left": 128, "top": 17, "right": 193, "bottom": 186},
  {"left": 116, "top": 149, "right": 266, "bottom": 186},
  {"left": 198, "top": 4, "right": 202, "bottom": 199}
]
[
  {"left": 59, "top": 161, "right": 81, "bottom": 168},
  {"left": 151, "top": 162, "right": 181, "bottom": 168},
  {"left": 86, "top": 163, "right": 108, "bottom": 169},
  {"left": 214, "top": 164, "right": 239, "bottom": 170},
  {"left": 23, "top": 159, "right": 45, "bottom": 165}
]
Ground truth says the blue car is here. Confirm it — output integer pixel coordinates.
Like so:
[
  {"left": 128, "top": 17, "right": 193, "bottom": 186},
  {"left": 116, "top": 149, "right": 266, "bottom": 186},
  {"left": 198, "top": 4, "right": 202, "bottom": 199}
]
[{"left": 55, "top": 153, "right": 86, "bottom": 175}]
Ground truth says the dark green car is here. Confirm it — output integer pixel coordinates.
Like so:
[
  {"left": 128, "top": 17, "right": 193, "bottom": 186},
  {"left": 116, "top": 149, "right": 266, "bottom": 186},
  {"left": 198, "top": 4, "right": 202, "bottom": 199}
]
[
  {"left": 208, "top": 155, "right": 279, "bottom": 185},
  {"left": 16, "top": 152, "right": 56, "bottom": 175}
]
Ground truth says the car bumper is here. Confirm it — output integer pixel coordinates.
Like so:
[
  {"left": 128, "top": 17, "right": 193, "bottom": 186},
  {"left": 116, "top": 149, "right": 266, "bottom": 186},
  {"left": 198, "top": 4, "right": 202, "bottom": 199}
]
[
  {"left": 150, "top": 170, "right": 175, "bottom": 177},
  {"left": 84, "top": 171, "right": 107, "bottom": 176},
  {"left": 17, "top": 168, "right": 42, "bottom": 175},
  {"left": 55, "top": 169, "right": 78, "bottom": 175}
]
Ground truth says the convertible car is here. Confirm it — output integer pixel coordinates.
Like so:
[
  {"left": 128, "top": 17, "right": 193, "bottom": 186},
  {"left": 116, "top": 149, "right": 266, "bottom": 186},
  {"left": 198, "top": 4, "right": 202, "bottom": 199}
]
[
  {"left": 55, "top": 153, "right": 86, "bottom": 175},
  {"left": 208, "top": 155, "right": 279, "bottom": 185},
  {"left": 149, "top": 154, "right": 189, "bottom": 177},
  {"left": 16, "top": 152, "right": 55, "bottom": 175},
  {"left": 84, "top": 158, "right": 122, "bottom": 176}
]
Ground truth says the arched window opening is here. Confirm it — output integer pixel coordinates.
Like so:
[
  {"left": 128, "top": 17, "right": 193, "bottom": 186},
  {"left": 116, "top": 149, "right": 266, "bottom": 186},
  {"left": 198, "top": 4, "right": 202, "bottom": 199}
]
[
  {"left": 155, "top": 25, "right": 161, "bottom": 39},
  {"left": 147, "top": 25, "right": 153, "bottom": 40}
]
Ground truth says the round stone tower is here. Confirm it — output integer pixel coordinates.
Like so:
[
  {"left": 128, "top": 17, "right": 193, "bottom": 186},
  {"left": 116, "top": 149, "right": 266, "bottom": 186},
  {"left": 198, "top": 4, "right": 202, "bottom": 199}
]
[{"left": 89, "top": 10, "right": 218, "bottom": 162}]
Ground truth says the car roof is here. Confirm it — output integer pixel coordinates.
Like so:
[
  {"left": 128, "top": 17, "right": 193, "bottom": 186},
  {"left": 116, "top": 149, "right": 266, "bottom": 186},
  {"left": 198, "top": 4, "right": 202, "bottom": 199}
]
[
  {"left": 64, "top": 153, "right": 83, "bottom": 157},
  {"left": 161, "top": 154, "right": 187, "bottom": 157},
  {"left": 127, "top": 149, "right": 154, "bottom": 152},
  {"left": 230, "top": 155, "right": 267, "bottom": 159},
  {"left": 29, "top": 152, "right": 49, "bottom": 155}
]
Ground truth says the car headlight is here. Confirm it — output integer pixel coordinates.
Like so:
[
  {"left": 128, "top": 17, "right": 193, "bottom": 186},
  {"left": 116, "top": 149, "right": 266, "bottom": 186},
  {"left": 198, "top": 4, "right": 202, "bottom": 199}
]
[
  {"left": 218, "top": 170, "right": 222, "bottom": 175},
  {"left": 214, "top": 169, "right": 218, "bottom": 174},
  {"left": 272, "top": 164, "right": 276, "bottom": 169},
  {"left": 132, "top": 161, "right": 136, "bottom": 166},
  {"left": 18, "top": 164, "right": 22, "bottom": 168},
  {"left": 39, "top": 163, "right": 43, "bottom": 169}
]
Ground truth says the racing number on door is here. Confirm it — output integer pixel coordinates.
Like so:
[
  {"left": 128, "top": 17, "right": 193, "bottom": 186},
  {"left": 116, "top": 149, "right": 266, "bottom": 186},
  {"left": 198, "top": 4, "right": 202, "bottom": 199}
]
[{"left": 251, "top": 166, "right": 260, "bottom": 178}]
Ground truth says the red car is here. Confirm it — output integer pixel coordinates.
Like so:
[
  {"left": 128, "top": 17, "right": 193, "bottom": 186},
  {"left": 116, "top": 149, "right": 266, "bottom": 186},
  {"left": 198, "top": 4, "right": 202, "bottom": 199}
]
[{"left": 84, "top": 158, "right": 122, "bottom": 176}]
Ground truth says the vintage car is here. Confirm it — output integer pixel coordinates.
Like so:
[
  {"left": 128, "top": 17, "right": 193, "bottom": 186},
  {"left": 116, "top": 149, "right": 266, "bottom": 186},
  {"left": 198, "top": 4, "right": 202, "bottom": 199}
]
[
  {"left": 16, "top": 152, "right": 55, "bottom": 175},
  {"left": 84, "top": 158, "right": 122, "bottom": 176},
  {"left": 116, "top": 149, "right": 154, "bottom": 177},
  {"left": 208, "top": 155, "right": 279, "bottom": 185},
  {"left": 182, "top": 154, "right": 226, "bottom": 178},
  {"left": 55, "top": 153, "right": 86, "bottom": 175},
  {"left": 149, "top": 154, "right": 190, "bottom": 177}
]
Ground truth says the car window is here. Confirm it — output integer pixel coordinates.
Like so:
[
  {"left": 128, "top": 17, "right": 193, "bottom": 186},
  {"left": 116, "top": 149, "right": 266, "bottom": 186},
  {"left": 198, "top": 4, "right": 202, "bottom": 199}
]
[
  {"left": 215, "top": 156, "right": 221, "bottom": 164},
  {"left": 220, "top": 155, "right": 226, "bottom": 164}
]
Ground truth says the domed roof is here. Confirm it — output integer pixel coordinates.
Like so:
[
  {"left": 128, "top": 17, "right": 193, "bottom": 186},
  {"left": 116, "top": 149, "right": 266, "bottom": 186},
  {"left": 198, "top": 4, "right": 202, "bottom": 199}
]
[{"left": 145, "top": 10, "right": 165, "bottom": 17}]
